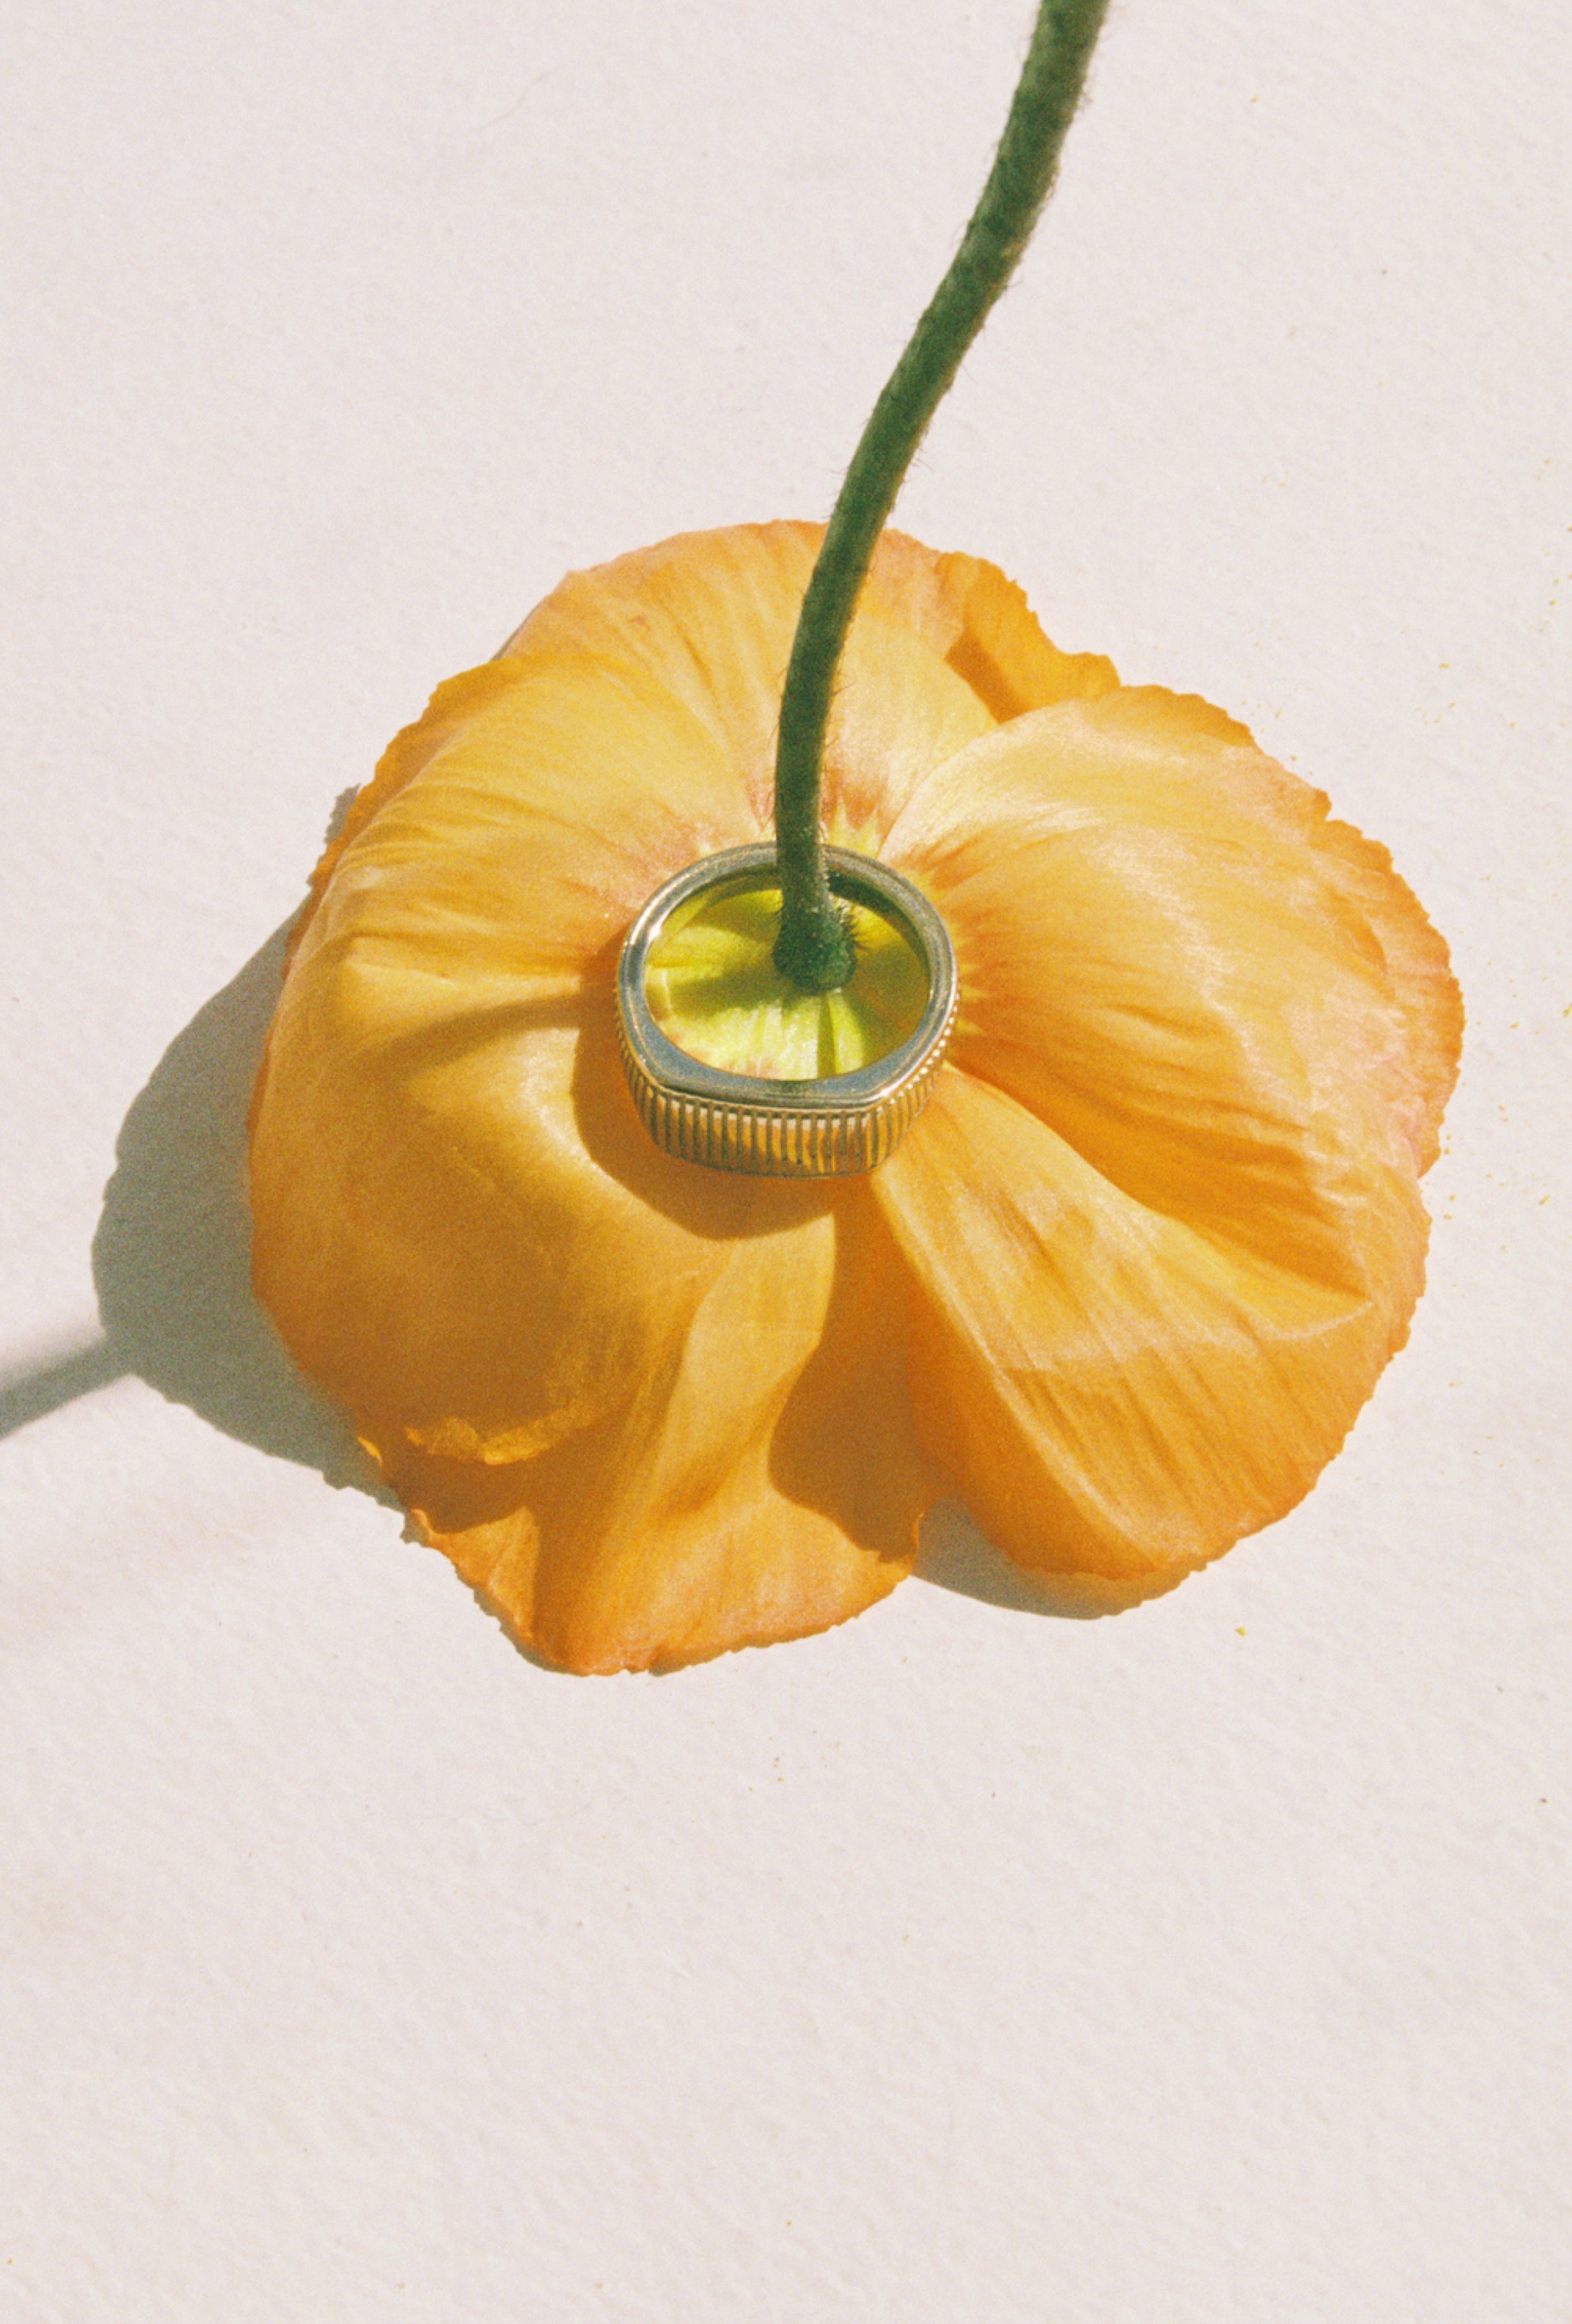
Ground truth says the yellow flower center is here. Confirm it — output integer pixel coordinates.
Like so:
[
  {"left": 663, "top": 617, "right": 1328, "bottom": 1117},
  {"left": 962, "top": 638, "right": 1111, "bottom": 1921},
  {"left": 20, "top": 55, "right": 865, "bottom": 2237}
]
[{"left": 644, "top": 877, "right": 929, "bottom": 1080}]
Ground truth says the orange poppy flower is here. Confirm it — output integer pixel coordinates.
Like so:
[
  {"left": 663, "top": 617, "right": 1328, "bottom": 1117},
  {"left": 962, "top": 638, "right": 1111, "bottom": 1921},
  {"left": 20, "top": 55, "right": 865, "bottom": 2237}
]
[{"left": 248, "top": 522, "right": 1462, "bottom": 1674}]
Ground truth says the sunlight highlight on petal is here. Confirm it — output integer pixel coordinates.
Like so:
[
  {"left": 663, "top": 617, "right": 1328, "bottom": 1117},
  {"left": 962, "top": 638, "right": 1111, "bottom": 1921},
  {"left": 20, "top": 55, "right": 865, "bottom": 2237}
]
[{"left": 874, "top": 1068, "right": 1428, "bottom": 1599}]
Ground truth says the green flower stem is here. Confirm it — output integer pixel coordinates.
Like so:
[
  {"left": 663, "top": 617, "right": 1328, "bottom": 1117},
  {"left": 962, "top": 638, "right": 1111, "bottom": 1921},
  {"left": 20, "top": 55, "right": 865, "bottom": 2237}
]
[{"left": 771, "top": 0, "right": 1110, "bottom": 992}]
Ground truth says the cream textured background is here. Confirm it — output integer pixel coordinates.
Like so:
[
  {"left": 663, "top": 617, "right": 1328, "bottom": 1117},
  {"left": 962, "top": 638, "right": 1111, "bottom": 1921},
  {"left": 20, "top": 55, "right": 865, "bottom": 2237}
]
[{"left": 3, "top": 3, "right": 1568, "bottom": 2318}]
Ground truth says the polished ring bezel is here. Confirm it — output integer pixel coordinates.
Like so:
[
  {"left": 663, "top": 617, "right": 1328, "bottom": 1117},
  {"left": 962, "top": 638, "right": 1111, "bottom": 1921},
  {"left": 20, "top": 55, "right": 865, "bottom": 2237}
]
[{"left": 616, "top": 843, "right": 957, "bottom": 1177}]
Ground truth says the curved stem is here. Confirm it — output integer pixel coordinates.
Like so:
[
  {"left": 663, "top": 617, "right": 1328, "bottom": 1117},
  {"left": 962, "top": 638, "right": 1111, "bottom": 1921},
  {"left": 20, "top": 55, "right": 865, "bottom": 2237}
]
[{"left": 771, "top": 0, "right": 1109, "bottom": 991}]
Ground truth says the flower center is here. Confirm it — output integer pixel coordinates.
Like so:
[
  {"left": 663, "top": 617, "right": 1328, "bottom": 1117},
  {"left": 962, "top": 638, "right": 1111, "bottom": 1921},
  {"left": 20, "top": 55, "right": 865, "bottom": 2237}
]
[{"left": 644, "top": 876, "right": 929, "bottom": 1081}]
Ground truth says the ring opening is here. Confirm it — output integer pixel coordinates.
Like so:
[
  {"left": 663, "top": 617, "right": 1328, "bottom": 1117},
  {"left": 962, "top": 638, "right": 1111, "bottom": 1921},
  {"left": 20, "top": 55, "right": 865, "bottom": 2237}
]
[{"left": 645, "top": 873, "right": 928, "bottom": 1080}]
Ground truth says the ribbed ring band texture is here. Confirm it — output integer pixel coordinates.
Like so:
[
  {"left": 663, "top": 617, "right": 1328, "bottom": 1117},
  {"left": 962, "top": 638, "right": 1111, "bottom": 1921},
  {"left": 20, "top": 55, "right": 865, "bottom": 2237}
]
[{"left": 616, "top": 845, "right": 958, "bottom": 1179}]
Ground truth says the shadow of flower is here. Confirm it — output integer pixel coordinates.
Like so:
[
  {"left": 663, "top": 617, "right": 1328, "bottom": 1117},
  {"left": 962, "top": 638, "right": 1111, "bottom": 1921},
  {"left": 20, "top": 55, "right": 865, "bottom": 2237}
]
[
  {"left": 1, "top": 894, "right": 1093, "bottom": 1633},
  {"left": 915, "top": 1499, "right": 1151, "bottom": 1619},
  {"left": 85, "top": 917, "right": 387, "bottom": 1498}
]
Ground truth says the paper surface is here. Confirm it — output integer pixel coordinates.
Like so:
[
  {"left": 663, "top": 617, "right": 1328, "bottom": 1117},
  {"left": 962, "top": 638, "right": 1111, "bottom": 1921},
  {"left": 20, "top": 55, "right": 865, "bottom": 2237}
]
[{"left": 3, "top": 3, "right": 1567, "bottom": 2316}]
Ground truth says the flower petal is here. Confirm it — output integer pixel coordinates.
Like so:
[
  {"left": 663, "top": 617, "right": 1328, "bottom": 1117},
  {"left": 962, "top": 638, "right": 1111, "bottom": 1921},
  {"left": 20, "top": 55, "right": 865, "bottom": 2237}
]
[
  {"left": 873, "top": 1066, "right": 1429, "bottom": 1603},
  {"left": 499, "top": 523, "right": 1107, "bottom": 840},
  {"left": 864, "top": 532, "right": 1120, "bottom": 720},
  {"left": 256, "top": 996, "right": 768, "bottom": 1464},
  {"left": 252, "top": 526, "right": 1461, "bottom": 1663},
  {"left": 252, "top": 533, "right": 992, "bottom": 1673},
  {"left": 885, "top": 688, "right": 1461, "bottom": 1287},
  {"left": 295, "top": 645, "right": 764, "bottom": 986},
  {"left": 254, "top": 846, "right": 932, "bottom": 1670},
  {"left": 369, "top": 1184, "right": 930, "bottom": 1675},
  {"left": 251, "top": 645, "right": 779, "bottom": 1459},
  {"left": 337, "top": 530, "right": 1111, "bottom": 906}
]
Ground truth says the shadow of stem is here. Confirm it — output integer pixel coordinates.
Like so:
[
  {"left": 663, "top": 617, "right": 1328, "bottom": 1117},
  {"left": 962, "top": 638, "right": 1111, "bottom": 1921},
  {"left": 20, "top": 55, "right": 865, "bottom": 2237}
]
[{"left": 0, "top": 1339, "right": 128, "bottom": 1438}]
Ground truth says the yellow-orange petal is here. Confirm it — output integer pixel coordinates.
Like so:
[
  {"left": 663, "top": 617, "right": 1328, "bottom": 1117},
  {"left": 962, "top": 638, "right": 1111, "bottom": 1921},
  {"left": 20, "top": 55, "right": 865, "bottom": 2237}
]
[
  {"left": 253, "top": 987, "right": 829, "bottom": 1469},
  {"left": 863, "top": 532, "right": 1121, "bottom": 721},
  {"left": 499, "top": 522, "right": 1112, "bottom": 843},
  {"left": 873, "top": 1067, "right": 1429, "bottom": 1603},
  {"left": 251, "top": 530, "right": 1000, "bottom": 1671},
  {"left": 252, "top": 523, "right": 1461, "bottom": 1658},
  {"left": 251, "top": 645, "right": 785, "bottom": 1457},
  {"left": 885, "top": 688, "right": 1461, "bottom": 1288},
  {"left": 251, "top": 709, "right": 932, "bottom": 1670},
  {"left": 293, "top": 645, "right": 766, "bottom": 986},
  {"left": 370, "top": 1186, "right": 930, "bottom": 1675}
]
